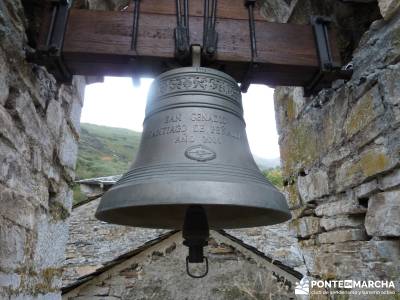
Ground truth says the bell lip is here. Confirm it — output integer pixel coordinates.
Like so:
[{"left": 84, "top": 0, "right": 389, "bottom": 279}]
[
  {"left": 95, "top": 204, "right": 291, "bottom": 230},
  {"left": 95, "top": 203, "right": 291, "bottom": 230},
  {"left": 95, "top": 180, "right": 291, "bottom": 230}
]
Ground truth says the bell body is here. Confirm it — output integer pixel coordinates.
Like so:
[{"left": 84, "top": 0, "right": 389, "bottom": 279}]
[{"left": 96, "top": 67, "right": 291, "bottom": 229}]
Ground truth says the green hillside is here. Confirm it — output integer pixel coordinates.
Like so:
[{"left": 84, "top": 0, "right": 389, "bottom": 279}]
[
  {"left": 76, "top": 123, "right": 142, "bottom": 180},
  {"left": 75, "top": 123, "right": 283, "bottom": 197}
]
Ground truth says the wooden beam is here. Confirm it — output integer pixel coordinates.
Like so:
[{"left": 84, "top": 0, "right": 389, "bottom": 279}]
[
  {"left": 125, "top": 0, "right": 267, "bottom": 21},
  {"left": 61, "top": 1, "right": 343, "bottom": 88}
]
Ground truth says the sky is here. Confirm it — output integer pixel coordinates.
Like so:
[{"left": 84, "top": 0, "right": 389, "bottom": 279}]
[{"left": 81, "top": 77, "right": 280, "bottom": 159}]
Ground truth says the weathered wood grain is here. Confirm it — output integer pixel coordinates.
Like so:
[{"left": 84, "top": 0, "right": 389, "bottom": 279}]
[{"left": 61, "top": 4, "right": 343, "bottom": 87}]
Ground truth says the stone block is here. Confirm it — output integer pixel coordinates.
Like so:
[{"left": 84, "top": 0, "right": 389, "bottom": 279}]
[
  {"left": 313, "top": 250, "right": 365, "bottom": 280},
  {"left": 260, "top": 0, "right": 298, "bottom": 23},
  {"left": 50, "top": 181, "right": 73, "bottom": 213},
  {"left": 279, "top": 87, "right": 349, "bottom": 176},
  {"left": 42, "top": 160, "right": 61, "bottom": 187},
  {"left": 284, "top": 183, "right": 301, "bottom": 209},
  {"left": 279, "top": 121, "right": 320, "bottom": 176},
  {"left": 353, "top": 10, "right": 400, "bottom": 78},
  {"left": 78, "top": 285, "right": 110, "bottom": 296},
  {"left": 73, "top": 296, "right": 120, "bottom": 300},
  {"left": 321, "top": 147, "right": 351, "bottom": 168},
  {"left": 0, "top": 272, "right": 20, "bottom": 289},
  {"left": 299, "top": 246, "right": 318, "bottom": 275},
  {"left": 0, "top": 185, "right": 36, "bottom": 229},
  {"left": 289, "top": 217, "right": 321, "bottom": 238},
  {"left": 344, "top": 85, "right": 384, "bottom": 139},
  {"left": 34, "top": 215, "right": 69, "bottom": 270},
  {"left": 58, "top": 84, "right": 73, "bottom": 105},
  {"left": 87, "top": 0, "right": 129, "bottom": 10},
  {"left": 378, "top": 0, "right": 400, "bottom": 20},
  {"left": 380, "top": 168, "right": 400, "bottom": 190},
  {"left": 58, "top": 122, "right": 78, "bottom": 170},
  {"left": 274, "top": 87, "right": 295, "bottom": 134},
  {"left": 10, "top": 293, "right": 62, "bottom": 300},
  {"left": 227, "top": 222, "right": 305, "bottom": 270},
  {"left": 297, "top": 170, "right": 329, "bottom": 203},
  {"left": 315, "top": 199, "right": 366, "bottom": 217},
  {"left": 336, "top": 145, "right": 398, "bottom": 191},
  {"left": 354, "top": 179, "right": 380, "bottom": 199},
  {"left": 46, "top": 99, "right": 63, "bottom": 138},
  {"left": 31, "top": 146, "right": 42, "bottom": 173},
  {"left": 380, "top": 63, "right": 400, "bottom": 106},
  {"left": 320, "top": 215, "right": 364, "bottom": 231},
  {"left": 322, "top": 87, "right": 350, "bottom": 146},
  {"left": 365, "top": 190, "right": 400, "bottom": 236},
  {"left": 0, "top": 142, "right": 17, "bottom": 184},
  {"left": 0, "top": 218, "right": 26, "bottom": 272},
  {"left": 290, "top": 207, "right": 307, "bottom": 219},
  {"left": 10, "top": 91, "right": 54, "bottom": 158},
  {"left": 317, "top": 229, "right": 367, "bottom": 244},
  {"left": 360, "top": 239, "right": 400, "bottom": 262},
  {"left": 0, "top": 52, "right": 9, "bottom": 106},
  {"left": 0, "top": 105, "right": 27, "bottom": 154},
  {"left": 68, "top": 99, "right": 83, "bottom": 136},
  {"left": 72, "top": 76, "right": 86, "bottom": 106},
  {"left": 309, "top": 240, "right": 400, "bottom": 282},
  {"left": 32, "top": 66, "right": 57, "bottom": 110}
]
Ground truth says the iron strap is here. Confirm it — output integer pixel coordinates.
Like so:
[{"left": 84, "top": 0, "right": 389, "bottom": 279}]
[
  {"left": 28, "top": 0, "right": 72, "bottom": 83},
  {"left": 130, "top": 0, "right": 141, "bottom": 51},
  {"left": 202, "top": 0, "right": 218, "bottom": 60},
  {"left": 304, "top": 16, "right": 353, "bottom": 97},
  {"left": 175, "top": 0, "right": 190, "bottom": 62},
  {"left": 240, "top": 0, "right": 257, "bottom": 93}
]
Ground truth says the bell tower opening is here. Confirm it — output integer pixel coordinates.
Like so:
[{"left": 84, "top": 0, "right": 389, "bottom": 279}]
[
  {"left": 79, "top": 78, "right": 281, "bottom": 180},
  {"left": 77, "top": 73, "right": 285, "bottom": 276}
]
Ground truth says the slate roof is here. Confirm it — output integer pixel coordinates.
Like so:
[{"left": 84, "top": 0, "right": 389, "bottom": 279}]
[
  {"left": 65, "top": 176, "right": 305, "bottom": 288},
  {"left": 62, "top": 229, "right": 303, "bottom": 295},
  {"left": 76, "top": 175, "right": 122, "bottom": 186},
  {"left": 63, "top": 196, "right": 168, "bottom": 287}
]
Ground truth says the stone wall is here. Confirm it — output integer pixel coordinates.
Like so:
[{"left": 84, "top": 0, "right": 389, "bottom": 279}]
[
  {"left": 227, "top": 223, "right": 306, "bottom": 274},
  {"left": 274, "top": 0, "right": 400, "bottom": 296},
  {"left": 2, "top": 0, "right": 400, "bottom": 298},
  {"left": 0, "top": 1, "right": 85, "bottom": 299}
]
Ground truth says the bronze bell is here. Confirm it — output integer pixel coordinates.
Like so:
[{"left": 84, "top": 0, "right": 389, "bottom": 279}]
[{"left": 95, "top": 67, "right": 290, "bottom": 276}]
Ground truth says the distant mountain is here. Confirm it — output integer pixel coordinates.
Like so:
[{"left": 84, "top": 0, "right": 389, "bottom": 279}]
[
  {"left": 76, "top": 123, "right": 280, "bottom": 179},
  {"left": 253, "top": 155, "right": 281, "bottom": 171},
  {"left": 76, "top": 123, "right": 141, "bottom": 180}
]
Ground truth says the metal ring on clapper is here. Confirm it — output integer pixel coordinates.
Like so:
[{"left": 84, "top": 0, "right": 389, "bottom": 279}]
[{"left": 186, "top": 256, "right": 209, "bottom": 279}]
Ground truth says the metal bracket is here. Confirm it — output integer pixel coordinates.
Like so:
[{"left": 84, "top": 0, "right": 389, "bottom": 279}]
[
  {"left": 28, "top": 0, "right": 72, "bottom": 83},
  {"left": 202, "top": 0, "right": 218, "bottom": 60},
  {"left": 131, "top": 0, "right": 141, "bottom": 51},
  {"left": 304, "top": 16, "right": 353, "bottom": 97},
  {"left": 240, "top": 0, "right": 257, "bottom": 93}
]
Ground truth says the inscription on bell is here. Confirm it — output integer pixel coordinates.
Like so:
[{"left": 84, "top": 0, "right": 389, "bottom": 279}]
[
  {"left": 191, "top": 113, "right": 227, "bottom": 124},
  {"left": 165, "top": 114, "right": 182, "bottom": 123},
  {"left": 144, "top": 109, "right": 243, "bottom": 147},
  {"left": 185, "top": 145, "right": 217, "bottom": 162}
]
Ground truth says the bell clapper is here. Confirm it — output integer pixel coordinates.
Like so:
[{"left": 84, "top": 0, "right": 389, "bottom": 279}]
[{"left": 182, "top": 206, "right": 210, "bottom": 278}]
